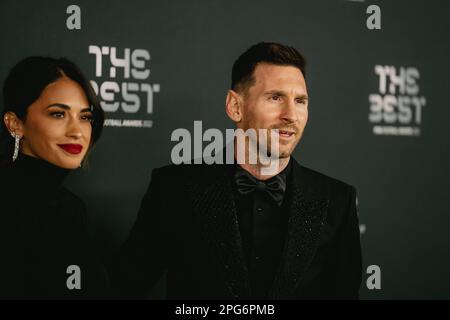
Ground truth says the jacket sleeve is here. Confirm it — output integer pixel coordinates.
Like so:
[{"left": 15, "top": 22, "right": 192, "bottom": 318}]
[
  {"left": 108, "top": 168, "right": 169, "bottom": 299},
  {"left": 331, "top": 185, "right": 363, "bottom": 299}
]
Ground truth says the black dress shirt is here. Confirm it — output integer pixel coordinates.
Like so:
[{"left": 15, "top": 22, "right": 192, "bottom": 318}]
[{"left": 233, "top": 161, "right": 292, "bottom": 299}]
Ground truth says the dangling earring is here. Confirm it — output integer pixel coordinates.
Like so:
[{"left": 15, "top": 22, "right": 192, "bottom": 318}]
[{"left": 11, "top": 133, "right": 20, "bottom": 162}]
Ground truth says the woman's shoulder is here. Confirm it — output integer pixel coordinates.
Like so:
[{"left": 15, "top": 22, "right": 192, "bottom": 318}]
[
  {"left": 60, "top": 187, "right": 86, "bottom": 206},
  {"left": 58, "top": 187, "right": 88, "bottom": 224},
  {"left": 0, "top": 163, "right": 18, "bottom": 197}
]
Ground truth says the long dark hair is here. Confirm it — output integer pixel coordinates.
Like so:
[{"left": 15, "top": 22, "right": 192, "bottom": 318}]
[{"left": 0, "top": 56, "right": 104, "bottom": 165}]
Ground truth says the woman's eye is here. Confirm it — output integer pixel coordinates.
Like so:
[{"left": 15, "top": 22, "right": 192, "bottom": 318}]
[
  {"left": 81, "top": 114, "right": 94, "bottom": 122},
  {"left": 50, "top": 111, "right": 65, "bottom": 118}
]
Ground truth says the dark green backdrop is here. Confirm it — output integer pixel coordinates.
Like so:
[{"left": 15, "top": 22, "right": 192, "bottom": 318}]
[{"left": 1, "top": 0, "right": 449, "bottom": 299}]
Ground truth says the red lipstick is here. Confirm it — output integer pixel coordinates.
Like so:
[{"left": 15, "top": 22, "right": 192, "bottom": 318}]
[{"left": 58, "top": 144, "right": 83, "bottom": 155}]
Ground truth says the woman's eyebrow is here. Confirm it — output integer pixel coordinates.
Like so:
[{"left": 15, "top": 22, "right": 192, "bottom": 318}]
[
  {"left": 80, "top": 107, "right": 93, "bottom": 113},
  {"left": 46, "top": 103, "right": 92, "bottom": 112},
  {"left": 46, "top": 103, "right": 70, "bottom": 110}
]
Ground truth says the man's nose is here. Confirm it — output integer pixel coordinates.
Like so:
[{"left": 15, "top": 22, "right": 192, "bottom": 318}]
[{"left": 280, "top": 100, "right": 298, "bottom": 123}]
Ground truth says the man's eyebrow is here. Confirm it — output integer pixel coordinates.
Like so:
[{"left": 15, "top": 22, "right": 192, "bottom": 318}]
[
  {"left": 46, "top": 103, "right": 92, "bottom": 112},
  {"left": 295, "top": 94, "right": 308, "bottom": 100},
  {"left": 264, "top": 90, "right": 308, "bottom": 99}
]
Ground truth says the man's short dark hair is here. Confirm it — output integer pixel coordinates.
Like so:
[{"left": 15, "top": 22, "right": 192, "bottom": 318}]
[{"left": 231, "top": 42, "right": 306, "bottom": 93}]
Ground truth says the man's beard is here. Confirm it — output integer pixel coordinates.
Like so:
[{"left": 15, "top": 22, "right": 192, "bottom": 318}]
[
  {"left": 256, "top": 130, "right": 298, "bottom": 160},
  {"left": 269, "top": 124, "right": 300, "bottom": 150}
]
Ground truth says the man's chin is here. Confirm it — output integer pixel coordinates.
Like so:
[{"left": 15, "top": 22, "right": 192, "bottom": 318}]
[
  {"left": 265, "top": 150, "right": 292, "bottom": 159},
  {"left": 278, "top": 152, "right": 292, "bottom": 159},
  {"left": 276, "top": 143, "right": 296, "bottom": 157}
]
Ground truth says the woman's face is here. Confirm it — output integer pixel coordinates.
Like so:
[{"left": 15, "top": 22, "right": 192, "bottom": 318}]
[{"left": 19, "top": 76, "right": 93, "bottom": 169}]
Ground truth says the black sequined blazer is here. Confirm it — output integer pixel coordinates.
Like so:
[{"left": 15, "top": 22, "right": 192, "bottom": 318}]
[{"left": 110, "top": 157, "right": 362, "bottom": 299}]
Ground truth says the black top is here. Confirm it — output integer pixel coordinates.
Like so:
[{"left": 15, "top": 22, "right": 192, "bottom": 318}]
[
  {"left": 233, "top": 161, "right": 291, "bottom": 299},
  {"left": 0, "top": 154, "right": 108, "bottom": 299}
]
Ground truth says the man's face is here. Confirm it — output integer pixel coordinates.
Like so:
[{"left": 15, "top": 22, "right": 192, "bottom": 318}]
[{"left": 237, "top": 63, "right": 308, "bottom": 159}]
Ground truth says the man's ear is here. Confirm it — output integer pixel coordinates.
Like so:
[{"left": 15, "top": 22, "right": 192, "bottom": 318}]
[
  {"left": 3, "top": 112, "right": 25, "bottom": 138},
  {"left": 225, "top": 89, "right": 243, "bottom": 123}
]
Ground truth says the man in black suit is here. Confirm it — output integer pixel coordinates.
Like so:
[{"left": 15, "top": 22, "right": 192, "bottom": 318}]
[{"left": 110, "top": 42, "right": 362, "bottom": 299}]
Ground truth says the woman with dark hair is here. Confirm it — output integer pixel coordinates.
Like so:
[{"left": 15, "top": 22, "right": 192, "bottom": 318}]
[{"left": 0, "top": 56, "right": 107, "bottom": 299}]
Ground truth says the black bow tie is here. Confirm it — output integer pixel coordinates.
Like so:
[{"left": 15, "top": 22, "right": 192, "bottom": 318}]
[{"left": 234, "top": 167, "right": 287, "bottom": 206}]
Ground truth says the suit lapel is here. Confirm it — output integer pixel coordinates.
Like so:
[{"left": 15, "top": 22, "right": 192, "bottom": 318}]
[
  {"left": 186, "top": 163, "right": 251, "bottom": 299},
  {"left": 269, "top": 159, "right": 330, "bottom": 299}
]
